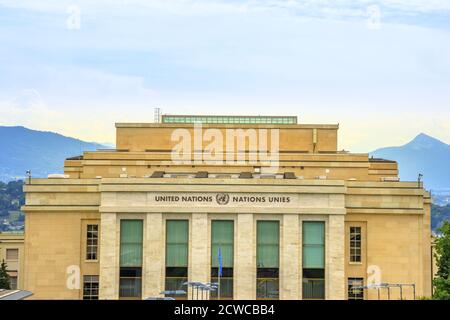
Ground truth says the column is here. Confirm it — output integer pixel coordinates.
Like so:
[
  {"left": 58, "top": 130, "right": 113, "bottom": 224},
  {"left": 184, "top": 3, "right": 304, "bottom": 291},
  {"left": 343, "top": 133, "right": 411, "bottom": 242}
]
[
  {"left": 280, "top": 214, "right": 300, "bottom": 300},
  {"left": 190, "top": 213, "right": 209, "bottom": 299},
  {"left": 327, "top": 214, "right": 345, "bottom": 300},
  {"left": 143, "top": 213, "right": 164, "bottom": 298},
  {"left": 99, "top": 212, "right": 119, "bottom": 299},
  {"left": 234, "top": 213, "right": 255, "bottom": 299}
]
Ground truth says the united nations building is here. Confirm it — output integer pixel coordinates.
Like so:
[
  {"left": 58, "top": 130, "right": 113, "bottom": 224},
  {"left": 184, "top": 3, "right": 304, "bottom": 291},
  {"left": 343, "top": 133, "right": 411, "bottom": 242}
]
[{"left": 22, "top": 115, "right": 432, "bottom": 300}]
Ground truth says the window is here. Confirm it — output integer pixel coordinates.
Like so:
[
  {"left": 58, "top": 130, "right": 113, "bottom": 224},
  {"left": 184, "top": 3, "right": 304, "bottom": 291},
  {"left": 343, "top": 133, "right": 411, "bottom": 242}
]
[
  {"left": 6, "top": 248, "right": 18, "bottom": 261},
  {"left": 86, "top": 224, "right": 98, "bottom": 260},
  {"left": 302, "top": 221, "right": 325, "bottom": 299},
  {"left": 348, "top": 278, "right": 364, "bottom": 300},
  {"left": 119, "top": 220, "right": 143, "bottom": 299},
  {"left": 350, "top": 227, "right": 362, "bottom": 263},
  {"left": 211, "top": 220, "right": 234, "bottom": 299},
  {"left": 256, "top": 221, "right": 279, "bottom": 300},
  {"left": 119, "top": 268, "right": 142, "bottom": 298},
  {"left": 161, "top": 115, "right": 298, "bottom": 125},
  {"left": 83, "top": 275, "right": 99, "bottom": 300},
  {"left": 9, "top": 276, "right": 17, "bottom": 290},
  {"left": 165, "top": 220, "right": 189, "bottom": 299}
]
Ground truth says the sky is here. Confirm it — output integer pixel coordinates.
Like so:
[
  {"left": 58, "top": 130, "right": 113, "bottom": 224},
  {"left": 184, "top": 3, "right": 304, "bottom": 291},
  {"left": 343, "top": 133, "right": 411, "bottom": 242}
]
[{"left": 0, "top": 0, "right": 449, "bottom": 152}]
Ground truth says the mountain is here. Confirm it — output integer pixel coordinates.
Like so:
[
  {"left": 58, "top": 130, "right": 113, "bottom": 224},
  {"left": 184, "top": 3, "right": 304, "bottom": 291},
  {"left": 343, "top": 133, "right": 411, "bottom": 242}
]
[
  {"left": 0, "top": 126, "right": 106, "bottom": 181},
  {"left": 370, "top": 133, "right": 450, "bottom": 190}
]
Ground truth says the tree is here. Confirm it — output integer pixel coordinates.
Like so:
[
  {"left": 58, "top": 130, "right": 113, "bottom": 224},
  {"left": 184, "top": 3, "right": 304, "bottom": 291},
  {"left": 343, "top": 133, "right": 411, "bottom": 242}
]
[
  {"left": 433, "top": 220, "right": 450, "bottom": 300},
  {"left": 0, "top": 259, "right": 11, "bottom": 290}
]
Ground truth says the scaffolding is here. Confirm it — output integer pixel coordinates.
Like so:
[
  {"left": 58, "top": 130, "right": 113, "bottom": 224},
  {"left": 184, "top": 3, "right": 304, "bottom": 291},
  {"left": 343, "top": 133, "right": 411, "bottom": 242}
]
[{"left": 351, "top": 283, "right": 416, "bottom": 300}]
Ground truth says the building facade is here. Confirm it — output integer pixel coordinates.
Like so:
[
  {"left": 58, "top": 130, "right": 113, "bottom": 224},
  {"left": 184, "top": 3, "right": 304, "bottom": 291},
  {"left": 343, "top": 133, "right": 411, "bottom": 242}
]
[
  {"left": 22, "top": 115, "right": 432, "bottom": 300},
  {"left": 0, "top": 232, "right": 25, "bottom": 290}
]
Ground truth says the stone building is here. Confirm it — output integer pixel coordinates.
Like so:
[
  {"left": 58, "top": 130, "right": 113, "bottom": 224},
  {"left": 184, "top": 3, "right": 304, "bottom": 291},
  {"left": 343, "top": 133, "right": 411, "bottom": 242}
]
[
  {"left": 0, "top": 232, "right": 24, "bottom": 290},
  {"left": 22, "top": 115, "right": 432, "bottom": 300}
]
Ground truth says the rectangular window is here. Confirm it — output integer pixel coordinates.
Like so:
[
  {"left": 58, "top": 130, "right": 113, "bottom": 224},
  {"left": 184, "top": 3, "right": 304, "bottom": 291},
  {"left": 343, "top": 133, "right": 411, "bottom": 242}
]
[
  {"left": 86, "top": 224, "right": 98, "bottom": 260},
  {"left": 119, "top": 220, "right": 143, "bottom": 299},
  {"left": 348, "top": 278, "right": 364, "bottom": 300},
  {"left": 9, "top": 276, "right": 17, "bottom": 290},
  {"left": 6, "top": 248, "right": 18, "bottom": 261},
  {"left": 350, "top": 227, "right": 362, "bottom": 263},
  {"left": 211, "top": 220, "right": 234, "bottom": 299},
  {"left": 161, "top": 115, "right": 298, "bottom": 125},
  {"left": 165, "top": 220, "right": 189, "bottom": 299},
  {"left": 83, "top": 275, "right": 99, "bottom": 300},
  {"left": 256, "top": 221, "right": 279, "bottom": 300},
  {"left": 302, "top": 221, "right": 325, "bottom": 299}
]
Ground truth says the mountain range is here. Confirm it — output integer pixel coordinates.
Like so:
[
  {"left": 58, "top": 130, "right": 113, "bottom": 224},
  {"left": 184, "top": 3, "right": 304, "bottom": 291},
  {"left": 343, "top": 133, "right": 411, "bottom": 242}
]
[
  {"left": 370, "top": 133, "right": 450, "bottom": 191},
  {"left": 0, "top": 126, "right": 449, "bottom": 191},
  {"left": 0, "top": 126, "right": 106, "bottom": 181}
]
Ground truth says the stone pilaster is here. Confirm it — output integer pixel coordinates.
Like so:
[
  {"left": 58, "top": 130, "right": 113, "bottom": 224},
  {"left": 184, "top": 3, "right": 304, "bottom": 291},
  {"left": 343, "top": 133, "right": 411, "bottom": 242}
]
[
  {"left": 234, "top": 214, "right": 255, "bottom": 299},
  {"left": 326, "top": 214, "right": 345, "bottom": 300},
  {"left": 99, "top": 212, "right": 119, "bottom": 299},
  {"left": 190, "top": 213, "right": 209, "bottom": 299},
  {"left": 143, "top": 213, "right": 164, "bottom": 299},
  {"left": 280, "top": 214, "right": 300, "bottom": 300}
]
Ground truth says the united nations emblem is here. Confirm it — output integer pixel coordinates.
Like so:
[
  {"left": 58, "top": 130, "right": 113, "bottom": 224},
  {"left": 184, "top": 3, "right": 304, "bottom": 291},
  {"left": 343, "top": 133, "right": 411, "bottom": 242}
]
[{"left": 216, "top": 193, "right": 230, "bottom": 205}]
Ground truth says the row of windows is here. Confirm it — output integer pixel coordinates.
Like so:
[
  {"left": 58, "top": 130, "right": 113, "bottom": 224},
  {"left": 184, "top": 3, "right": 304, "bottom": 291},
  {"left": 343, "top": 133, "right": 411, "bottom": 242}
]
[
  {"left": 82, "top": 222, "right": 362, "bottom": 300},
  {"left": 116, "top": 220, "right": 326, "bottom": 300},
  {"left": 84, "top": 224, "right": 362, "bottom": 264},
  {"left": 82, "top": 275, "right": 364, "bottom": 300},
  {"left": 162, "top": 116, "right": 297, "bottom": 125}
]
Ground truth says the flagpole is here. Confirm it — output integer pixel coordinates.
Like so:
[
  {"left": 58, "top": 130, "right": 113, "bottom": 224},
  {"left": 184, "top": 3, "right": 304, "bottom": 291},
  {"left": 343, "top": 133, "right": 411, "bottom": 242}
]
[
  {"left": 218, "top": 245, "right": 221, "bottom": 300},
  {"left": 218, "top": 267, "right": 221, "bottom": 300}
]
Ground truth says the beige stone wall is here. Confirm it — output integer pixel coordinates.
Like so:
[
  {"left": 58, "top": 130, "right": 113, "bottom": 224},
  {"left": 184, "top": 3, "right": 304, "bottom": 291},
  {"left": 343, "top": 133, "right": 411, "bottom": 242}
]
[
  {"left": 64, "top": 150, "right": 397, "bottom": 182},
  {"left": 24, "top": 211, "right": 99, "bottom": 299},
  {"left": 421, "top": 196, "right": 432, "bottom": 298},
  {"left": 345, "top": 213, "right": 430, "bottom": 300},
  {"left": 98, "top": 212, "right": 118, "bottom": 299},
  {"left": 143, "top": 213, "right": 164, "bottom": 298},
  {"left": 234, "top": 213, "right": 255, "bottom": 299},
  {"left": 190, "top": 213, "right": 209, "bottom": 297},
  {"left": 115, "top": 123, "right": 338, "bottom": 153},
  {"left": 280, "top": 215, "right": 300, "bottom": 300},
  {"left": 0, "top": 233, "right": 25, "bottom": 289},
  {"left": 61, "top": 122, "right": 401, "bottom": 181},
  {"left": 343, "top": 182, "right": 431, "bottom": 300},
  {"left": 326, "top": 215, "right": 345, "bottom": 300}
]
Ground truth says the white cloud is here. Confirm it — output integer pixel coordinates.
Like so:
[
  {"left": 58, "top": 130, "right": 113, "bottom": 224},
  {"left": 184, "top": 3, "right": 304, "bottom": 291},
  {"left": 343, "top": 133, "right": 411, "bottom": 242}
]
[
  {"left": 0, "top": 0, "right": 449, "bottom": 150},
  {"left": 2, "top": 0, "right": 450, "bottom": 18},
  {"left": 0, "top": 66, "right": 159, "bottom": 142},
  {"left": 0, "top": 89, "right": 58, "bottom": 128}
]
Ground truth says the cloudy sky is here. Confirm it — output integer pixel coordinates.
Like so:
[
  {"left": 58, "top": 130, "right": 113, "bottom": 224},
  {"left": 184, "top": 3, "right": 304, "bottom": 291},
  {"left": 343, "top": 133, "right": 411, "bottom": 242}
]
[{"left": 0, "top": 0, "right": 449, "bottom": 151}]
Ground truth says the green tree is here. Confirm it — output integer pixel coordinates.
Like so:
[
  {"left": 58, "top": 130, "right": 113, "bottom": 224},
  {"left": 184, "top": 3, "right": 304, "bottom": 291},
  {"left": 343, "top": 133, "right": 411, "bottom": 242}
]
[
  {"left": 0, "top": 259, "right": 11, "bottom": 290},
  {"left": 433, "top": 220, "right": 450, "bottom": 300}
]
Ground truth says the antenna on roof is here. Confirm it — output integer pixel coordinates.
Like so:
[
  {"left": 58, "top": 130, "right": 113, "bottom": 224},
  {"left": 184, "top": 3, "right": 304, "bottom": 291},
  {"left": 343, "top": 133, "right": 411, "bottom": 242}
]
[
  {"left": 26, "top": 170, "right": 32, "bottom": 185},
  {"left": 154, "top": 107, "right": 161, "bottom": 123},
  {"left": 418, "top": 173, "right": 423, "bottom": 188}
]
